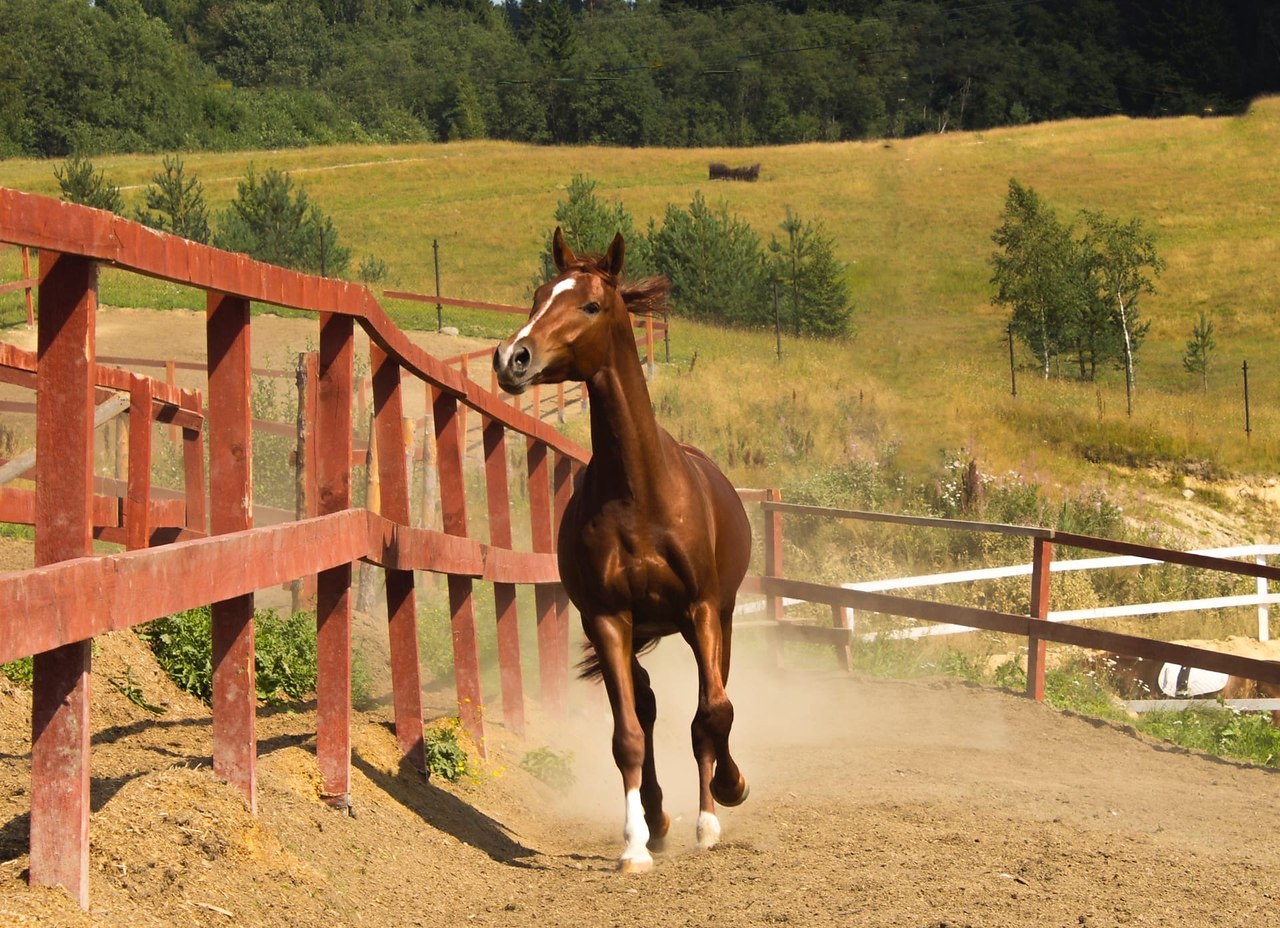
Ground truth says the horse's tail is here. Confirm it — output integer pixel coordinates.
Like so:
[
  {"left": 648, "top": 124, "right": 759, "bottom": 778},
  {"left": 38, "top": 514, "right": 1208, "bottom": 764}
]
[{"left": 577, "top": 635, "right": 661, "bottom": 680}]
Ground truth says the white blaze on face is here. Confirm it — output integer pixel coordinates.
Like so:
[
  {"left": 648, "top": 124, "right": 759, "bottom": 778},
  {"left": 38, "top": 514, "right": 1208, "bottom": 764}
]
[
  {"left": 515, "top": 275, "right": 579, "bottom": 342},
  {"left": 619, "top": 788, "right": 652, "bottom": 868}
]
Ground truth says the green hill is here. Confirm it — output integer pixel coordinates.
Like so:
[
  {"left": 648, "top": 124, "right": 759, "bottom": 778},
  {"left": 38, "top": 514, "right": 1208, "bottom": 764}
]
[{"left": 2, "top": 99, "right": 1278, "bottom": 537}]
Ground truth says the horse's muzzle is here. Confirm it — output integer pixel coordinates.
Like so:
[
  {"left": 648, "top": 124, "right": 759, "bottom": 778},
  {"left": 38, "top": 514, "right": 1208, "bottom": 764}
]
[{"left": 493, "top": 338, "right": 534, "bottom": 395}]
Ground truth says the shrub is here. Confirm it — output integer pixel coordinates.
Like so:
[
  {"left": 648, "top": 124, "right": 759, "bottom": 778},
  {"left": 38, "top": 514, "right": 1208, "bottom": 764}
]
[
  {"left": 424, "top": 718, "right": 471, "bottom": 782},
  {"left": 519, "top": 746, "right": 576, "bottom": 792},
  {"left": 54, "top": 155, "right": 124, "bottom": 213},
  {"left": 537, "top": 175, "right": 654, "bottom": 283},
  {"left": 135, "top": 155, "right": 211, "bottom": 244}
]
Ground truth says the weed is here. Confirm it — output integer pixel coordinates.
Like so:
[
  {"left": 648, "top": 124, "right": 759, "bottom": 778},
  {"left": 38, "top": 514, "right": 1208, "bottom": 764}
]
[
  {"left": 424, "top": 718, "right": 471, "bottom": 782},
  {"left": 1, "top": 656, "right": 33, "bottom": 686},
  {"left": 519, "top": 746, "right": 576, "bottom": 793},
  {"left": 106, "top": 665, "right": 167, "bottom": 714}
]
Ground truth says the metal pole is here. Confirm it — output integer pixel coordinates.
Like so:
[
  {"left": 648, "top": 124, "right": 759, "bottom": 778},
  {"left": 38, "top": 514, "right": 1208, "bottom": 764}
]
[
  {"left": 1243, "top": 360, "right": 1252, "bottom": 439},
  {"left": 1007, "top": 324, "right": 1017, "bottom": 397},
  {"left": 432, "top": 238, "right": 442, "bottom": 333},
  {"left": 773, "top": 278, "right": 782, "bottom": 362}
]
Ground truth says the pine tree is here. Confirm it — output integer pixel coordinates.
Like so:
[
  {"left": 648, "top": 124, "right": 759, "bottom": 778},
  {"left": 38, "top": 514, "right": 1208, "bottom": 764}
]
[
  {"left": 136, "top": 155, "right": 211, "bottom": 244},
  {"left": 54, "top": 155, "right": 124, "bottom": 213},
  {"left": 767, "top": 207, "right": 854, "bottom": 337},
  {"left": 1182, "top": 310, "right": 1216, "bottom": 394}
]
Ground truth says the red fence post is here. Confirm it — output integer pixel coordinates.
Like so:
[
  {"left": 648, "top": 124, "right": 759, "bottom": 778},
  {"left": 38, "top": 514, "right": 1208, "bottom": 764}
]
[
  {"left": 526, "top": 437, "right": 561, "bottom": 714},
  {"left": 28, "top": 251, "right": 97, "bottom": 908},
  {"left": 179, "top": 388, "right": 206, "bottom": 535},
  {"left": 370, "top": 343, "right": 427, "bottom": 772},
  {"left": 125, "top": 374, "right": 153, "bottom": 551},
  {"left": 165, "top": 359, "right": 178, "bottom": 444},
  {"left": 551, "top": 452, "right": 574, "bottom": 707},
  {"left": 316, "top": 314, "right": 355, "bottom": 806},
  {"left": 433, "top": 386, "right": 486, "bottom": 754},
  {"left": 22, "top": 245, "right": 34, "bottom": 329},
  {"left": 206, "top": 291, "right": 257, "bottom": 813},
  {"left": 1027, "top": 535, "right": 1053, "bottom": 702},
  {"left": 764, "top": 488, "right": 785, "bottom": 622},
  {"left": 483, "top": 416, "right": 525, "bottom": 736}
]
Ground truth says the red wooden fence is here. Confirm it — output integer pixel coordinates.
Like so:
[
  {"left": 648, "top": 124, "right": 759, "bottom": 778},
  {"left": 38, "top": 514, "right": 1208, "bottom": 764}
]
[{"left": 0, "top": 187, "right": 588, "bottom": 907}]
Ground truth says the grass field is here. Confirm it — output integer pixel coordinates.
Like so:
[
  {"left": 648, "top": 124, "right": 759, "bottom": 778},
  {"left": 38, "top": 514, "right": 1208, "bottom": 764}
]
[{"left": 2, "top": 99, "right": 1279, "bottom": 533}]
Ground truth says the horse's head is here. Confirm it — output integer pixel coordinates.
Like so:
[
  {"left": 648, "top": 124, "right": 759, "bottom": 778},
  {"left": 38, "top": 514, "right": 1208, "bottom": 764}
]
[{"left": 494, "top": 227, "right": 665, "bottom": 394}]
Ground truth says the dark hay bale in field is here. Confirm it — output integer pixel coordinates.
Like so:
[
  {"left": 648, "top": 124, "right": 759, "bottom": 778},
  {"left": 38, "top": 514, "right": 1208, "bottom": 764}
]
[{"left": 709, "top": 162, "right": 761, "bottom": 181}]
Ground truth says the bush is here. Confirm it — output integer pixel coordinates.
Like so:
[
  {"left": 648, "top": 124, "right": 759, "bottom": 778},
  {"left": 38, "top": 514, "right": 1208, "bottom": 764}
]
[
  {"left": 537, "top": 175, "right": 654, "bottom": 283},
  {"left": 767, "top": 208, "right": 855, "bottom": 337},
  {"left": 520, "top": 746, "right": 576, "bottom": 792},
  {"left": 424, "top": 718, "right": 471, "bottom": 782},
  {"left": 135, "top": 154, "right": 211, "bottom": 244},
  {"left": 54, "top": 155, "right": 124, "bottom": 213}
]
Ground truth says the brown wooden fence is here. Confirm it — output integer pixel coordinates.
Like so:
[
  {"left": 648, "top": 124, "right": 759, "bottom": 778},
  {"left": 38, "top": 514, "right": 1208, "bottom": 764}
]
[
  {"left": 0, "top": 243, "right": 36, "bottom": 327},
  {"left": 0, "top": 188, "right": 589, "bottom": 907},
  {"left": 752, "top": 494, "right": 1280, "bottom": 697}
]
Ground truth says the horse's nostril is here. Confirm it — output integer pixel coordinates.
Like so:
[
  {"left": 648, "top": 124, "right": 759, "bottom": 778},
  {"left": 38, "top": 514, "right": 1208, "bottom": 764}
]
[{"left": 513, "top": 346, "right": 531, "bottom": 372}]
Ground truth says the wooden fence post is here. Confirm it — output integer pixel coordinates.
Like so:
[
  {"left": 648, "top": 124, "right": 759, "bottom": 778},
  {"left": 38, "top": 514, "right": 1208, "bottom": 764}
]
[
  {"left": 551, "top": 452, "right": 574, "bottom": 708},
  {"left": 764, "top": 488, "right": 785, "bottom": 668},
  {"left": 179, "top": 388, "right": 206, "bottom": 536},
  {"left": 22, "top": 245, "right": 34, "bottom": 329},
  {"left": 526, "top": 436, "right": 561, "bottom": 714},
  {"left": 316, "top": 313, "right": 355, "bottom": 807},
  {"left": 371, "top": 344, "right": 427, "bottom": 772},
  {"left": 433, "top": 386, "right": 486, "bottom": 754},
  {"left": 125, "top": 375, "right": 153, "bottom": 551},
  {"left": 28, "top": 251, "right": 97, "bottom": 908},
  {"left": 165, "top": 359, "right": 178, "bottom": 444},
  {"left": 1027, "top": 535, "right": 1053, "bottom": 702},
  {"left": 483, "top": 416, "right": 526, "bottom": 736},
  {"left": 206, "top": 291, "right": 257, "bottom": 813}
]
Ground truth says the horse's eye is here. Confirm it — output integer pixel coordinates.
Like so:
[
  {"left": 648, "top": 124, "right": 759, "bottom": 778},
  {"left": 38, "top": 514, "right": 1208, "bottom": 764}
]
[{"left": 582, "top": 301, "right": 600, "bottom": 315}]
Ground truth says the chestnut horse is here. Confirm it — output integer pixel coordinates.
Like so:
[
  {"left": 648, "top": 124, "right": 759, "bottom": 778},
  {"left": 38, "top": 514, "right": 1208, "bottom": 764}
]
[{"left": 493, "top": 228, "right": 752, "bottom": 872}]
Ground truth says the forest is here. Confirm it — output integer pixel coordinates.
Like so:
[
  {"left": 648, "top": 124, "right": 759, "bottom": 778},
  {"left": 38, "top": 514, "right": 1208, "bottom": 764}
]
[{"left": 2, "top": 0, "right": 1278, "bottom": 157}]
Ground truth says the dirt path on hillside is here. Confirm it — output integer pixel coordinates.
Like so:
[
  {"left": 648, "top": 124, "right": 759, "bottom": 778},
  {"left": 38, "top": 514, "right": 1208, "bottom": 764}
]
[{"left": 3, "top": 632, "right": 1280, "bottom": 928}]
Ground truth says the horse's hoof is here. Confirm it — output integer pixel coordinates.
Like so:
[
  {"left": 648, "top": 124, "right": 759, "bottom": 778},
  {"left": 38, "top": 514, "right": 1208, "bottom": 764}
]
[
  {"left": 711, "top": 775, "right": 750, "bottom": 808},
  {"left": 617, "top": 855, "right": 654, "bottom": 874},
  {"left": 696, "top": 811, "right": 721, "bottom": 850}
]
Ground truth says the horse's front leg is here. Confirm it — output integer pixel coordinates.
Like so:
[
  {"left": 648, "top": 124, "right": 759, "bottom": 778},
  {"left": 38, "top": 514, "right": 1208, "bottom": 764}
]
[
  {"left": 681, "top": 601, "right": 749, "bottom": 851},
  {"left": 585, "top": 613, "right": 654, "bottom": 872}
]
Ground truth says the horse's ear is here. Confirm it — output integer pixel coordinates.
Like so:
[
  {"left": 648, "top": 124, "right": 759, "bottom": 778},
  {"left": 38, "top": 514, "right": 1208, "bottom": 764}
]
[
  {"left": 552, "top": 227, "right": 575, "bottom": 272},
  {"left": 604, "top": 231, "right": 625, "bottom": 278}
]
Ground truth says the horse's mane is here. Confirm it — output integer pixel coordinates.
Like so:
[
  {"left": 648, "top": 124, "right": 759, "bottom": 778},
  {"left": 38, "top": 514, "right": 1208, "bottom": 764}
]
[{"left": 572, "top": 253, "right": 671, "bottom": 319}]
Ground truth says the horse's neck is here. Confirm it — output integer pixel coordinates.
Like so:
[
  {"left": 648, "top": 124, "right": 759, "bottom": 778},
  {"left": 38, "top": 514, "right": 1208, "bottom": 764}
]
[{"left": 585, "top": 334, "right": 666, "bottom": 504}]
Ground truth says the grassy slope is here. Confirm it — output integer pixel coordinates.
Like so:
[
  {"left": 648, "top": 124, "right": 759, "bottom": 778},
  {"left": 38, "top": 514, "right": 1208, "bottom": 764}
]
[{"left": 2, "top": 100, "right": 1278, "bottom": 529}]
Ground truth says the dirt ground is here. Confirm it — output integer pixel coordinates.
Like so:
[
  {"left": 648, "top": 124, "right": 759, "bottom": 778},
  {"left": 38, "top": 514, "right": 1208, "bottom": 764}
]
[
  {"left": 5, "top": 306, "right": 1280, "bottom": 927},
  {"left": 4, "top": 631, "right": 1280, "bottom": 928}
]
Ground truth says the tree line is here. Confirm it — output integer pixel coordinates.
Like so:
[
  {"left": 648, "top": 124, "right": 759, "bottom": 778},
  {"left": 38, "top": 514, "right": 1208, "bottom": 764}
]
[{"left": 3, "top": 0, "right": 1278, "bottom": 158}]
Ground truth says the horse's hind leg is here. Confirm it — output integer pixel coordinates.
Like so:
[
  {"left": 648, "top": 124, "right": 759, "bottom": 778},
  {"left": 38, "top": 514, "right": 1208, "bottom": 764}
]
[
  {"left": 682, "top": 601, "right": 748, "bottom": 850},
  {"left": 632, "top": 658, "right": 670, "bottom": 850}
]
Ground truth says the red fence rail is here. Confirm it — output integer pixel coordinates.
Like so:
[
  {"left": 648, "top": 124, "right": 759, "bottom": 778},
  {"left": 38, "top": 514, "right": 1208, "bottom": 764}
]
[{"left": 0, "top": 187, "right": 588, "bottom": 907}]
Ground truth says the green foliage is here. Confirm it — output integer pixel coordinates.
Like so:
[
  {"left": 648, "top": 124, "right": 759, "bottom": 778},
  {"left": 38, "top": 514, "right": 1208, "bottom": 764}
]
[
  {"left": 1138, "top": 708, "right": 1280, "bottom": 767},
  {"left": 1, "top": 657, "right": 34, "bottom": 686},
  {"left": 106, "top": 665, "right": 167, "bottom": 714},
  {"left": 424, "top": 718, "right": 471, "bottom": 782},
  {"left": 767, "top": 208, "right": 854, "bottom": 338},
  {"left": 1182, "top": 310, "right": 1217, "bottom": 392},
  {"left": 519, "top": 746, "right": 576, "bottom": 793},
  {"left": 54, "top": 155, "right": 124, "bottom": 213},
  {"left": 214, "top": 166, "right": 351, "bottom": 278},
  {"left": 1, "top": 2, "right": 1273, "bottom": 156},
  {"left": 650, "top": 192, "right": 769, "bottom": 327},
  {"left": 135, "top": 154, "right": 211, "bottom": 243},
  {"left": 141, "top": 605, "right": 323, "bottom": 706},
  {"left": 357, "top": 254, "right": 390, "bottom": 287}
]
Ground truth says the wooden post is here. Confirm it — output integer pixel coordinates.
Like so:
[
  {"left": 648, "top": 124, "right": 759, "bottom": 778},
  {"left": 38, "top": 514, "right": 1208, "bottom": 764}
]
[
  {"left": 22, "top": 245, "right": 34, "bottom": 329},
  {"left": 483, "top": 416, "right": 525, "bottom": 736},
  {"left": 556, "top": 383, "right": 566, "bottom": 424},
  {"left": 292, "top": 353, "right": 308, "bottom": 614},
  {"left": 206, "top": 291, "right": 257, "bottom": 813},
  {"left": 28, "top": 251, "right": 97, "bottom": 908},
  {"left": 830, "top": 604, "right": 853, "bottom": 672},
  {"left": 764, "top": 488, "right": 784, "bottom": 622},
  {"left": 371, "top": 344, "right": 427, "bottom": 772},
  {"left": 165, "top": 359, "right": 178, "bottom": 444},
  {"left": 316, "top": 314, "right": 355, "bottom": 808},
  {"left": 179, "top": 388, "right": 206, "bottom": 535},
  {"left": 551, "top": 452, "right": 574, "bottom": 707},
  {"left": 420, "top": 383, "right": 438, "bottom": 531},
  {"left": 526, "top": 437, "right": 560, "bottom": 714},
  {"left": 644, "top": 315, "right": 655, "bottom": 378},
  {"left": 357, "top": 412, "right": 382, "bottom": 615},
  {"left": 433, "top": 387, "right": 486, "bottom": 754},
  {"left": 1027, "top": 535, "right": 1053, "bottom": 702},
  {"left": 124, "top": 375, "right": 153, "bottom": 551}
]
